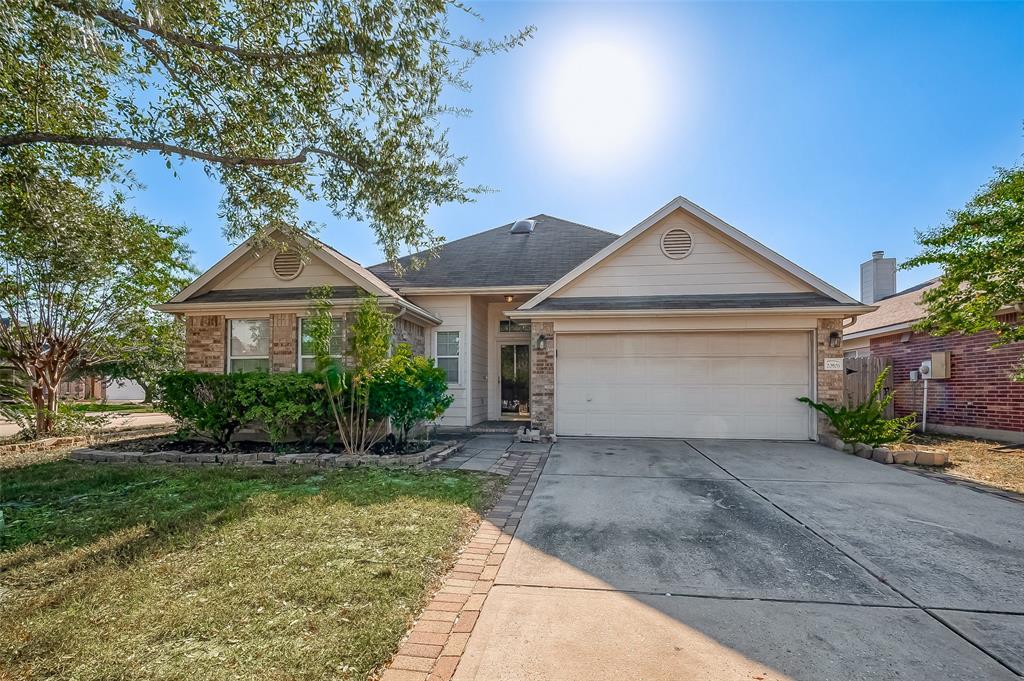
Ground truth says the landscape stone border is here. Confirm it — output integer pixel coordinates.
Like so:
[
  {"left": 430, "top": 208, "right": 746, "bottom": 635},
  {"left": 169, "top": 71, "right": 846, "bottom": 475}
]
[
  {"left": 818, "top": 434, "right": 948, "bottom": 466},
  {"left": 0, "top": 426, "right": 175, "bottom": 456},
  {"left": 69, "top": 440, "right": 464, "bottom": 469},
  {"left": 380, "top": 444, "right": 549, "bottom": 681}
]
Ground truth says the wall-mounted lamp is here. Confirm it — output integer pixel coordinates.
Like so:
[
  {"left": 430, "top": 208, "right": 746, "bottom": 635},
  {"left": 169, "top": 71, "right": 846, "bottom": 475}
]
[
  {"left": 536, "top": 334, "right": 547, "bottom": 350},
  {"left": 828, "top": 331, "right": 842, "bottom": 349},
  {"left": 504, "top": 294, "right": 514, "bottom": 303}
]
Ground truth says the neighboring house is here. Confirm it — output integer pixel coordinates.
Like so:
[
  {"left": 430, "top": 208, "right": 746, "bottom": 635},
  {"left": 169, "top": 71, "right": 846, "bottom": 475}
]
[
  {"left": 845, "top": 251, "right": 1024, "bottom": 442},
  {"left": 159, "top": 196, "right": 872, "bottom": 441}
]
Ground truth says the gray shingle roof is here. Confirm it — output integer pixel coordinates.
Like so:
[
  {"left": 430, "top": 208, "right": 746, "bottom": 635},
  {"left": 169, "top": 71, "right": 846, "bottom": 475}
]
[
  {"left": 368, "top": 215, "right": 618, "bottom": 289},
  {"left": 186, "top": 286, "right": 363, "bottom": 303},
  {"left": 530, "top": 292, "right": 854, "bottom": 312}
]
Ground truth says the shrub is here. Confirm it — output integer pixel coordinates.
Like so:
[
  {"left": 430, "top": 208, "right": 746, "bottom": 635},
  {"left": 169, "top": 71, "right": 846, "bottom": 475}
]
[
  {"left": 369, "top": 344, "right": 454, "bottom": 445},
  {"left": 233, "top": 372, "right": 335, "bottom": 445},
  {"left": 798, "top": 367, "right": 916, "bottom": 446},
  {"left": 159, "top": 372, "right": 246, "bottom": 448}
]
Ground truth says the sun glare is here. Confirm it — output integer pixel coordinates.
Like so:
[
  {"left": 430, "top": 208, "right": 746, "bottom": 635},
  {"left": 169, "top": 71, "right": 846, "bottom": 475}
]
[{"left": 532, "top": 28, "right": 668, "bottom": 175}]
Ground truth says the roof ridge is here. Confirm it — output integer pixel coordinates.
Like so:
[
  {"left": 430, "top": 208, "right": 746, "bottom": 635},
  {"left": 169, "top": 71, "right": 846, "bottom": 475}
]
[{"left": 880, "top": 277, "right": 940, "bottom": 301}]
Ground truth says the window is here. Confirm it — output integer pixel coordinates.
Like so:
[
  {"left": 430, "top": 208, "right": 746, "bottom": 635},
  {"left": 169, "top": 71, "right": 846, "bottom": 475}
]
[
  {"left": 498, "top": 320, "right": 531, "bottom": 334},
  {"left": 435, "top": 331, "right": 460, "bottom": 383},
  {"left": 228, "top": 319, "right": 270, "bottom": 372},
  {"left": 299, "top": 317, "right": 347, "bottom": 372}
]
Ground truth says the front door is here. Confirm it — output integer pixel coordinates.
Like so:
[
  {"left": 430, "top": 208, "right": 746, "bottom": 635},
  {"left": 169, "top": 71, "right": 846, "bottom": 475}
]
[{"left": 500, "top": 344, "right": 530, "bottom": 417}]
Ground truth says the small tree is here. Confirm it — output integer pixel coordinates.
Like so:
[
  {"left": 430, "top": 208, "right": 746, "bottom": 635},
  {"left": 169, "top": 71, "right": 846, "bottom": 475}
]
[
  {"left": 0, "top": 165, "right": 194, "bottom": 435},
  {"left": 370, "top": 344, "right": 453, "bottom": 447},
  {"left": 307, "top": 287, "right": 393, "bottom": 454},
  {"left": 92, "top": 314, "right": 185, "bottom": 403},
  {"left": 798, "top": 367, "right": 916, "bottom": 446},
  {"left": 903, "top": 164, "right": 1024, "bottom": 381}
]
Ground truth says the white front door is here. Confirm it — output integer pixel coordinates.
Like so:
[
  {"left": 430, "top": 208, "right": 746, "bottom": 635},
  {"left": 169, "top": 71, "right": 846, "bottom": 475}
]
[{"left": 555, "top": 331, "right": 812, "bottom": 440}]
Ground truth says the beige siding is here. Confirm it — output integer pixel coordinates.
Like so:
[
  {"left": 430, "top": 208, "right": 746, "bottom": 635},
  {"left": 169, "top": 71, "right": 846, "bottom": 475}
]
[
  {"left": 558, "top": 208, "right": 812, "bottom": 298},
  {"left": 409, "top": 294, "right": 470, "bottom": 427},
  {"left": 470, "top": 297, "right": 488, "bottom": 425},
  {"left": 214, "top": 250, "right": 359, "bottom": 290}
]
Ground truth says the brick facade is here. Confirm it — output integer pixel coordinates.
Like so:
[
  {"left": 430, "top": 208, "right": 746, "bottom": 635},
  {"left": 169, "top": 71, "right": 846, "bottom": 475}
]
[
  {"left": 870, "top": 314, "right": 1024, "bottom": 436},
  {"left": 816, "top": 318, "right": 845, "bottom": 438},
  {"left": 270, "top": 313, "right": 298, "bottom": 372},
  {"left": 529, "top": 322, "right": 555, "bottom": 434},
  {"left": 185, "top": 315, "right": 226, "bottom": 373}
]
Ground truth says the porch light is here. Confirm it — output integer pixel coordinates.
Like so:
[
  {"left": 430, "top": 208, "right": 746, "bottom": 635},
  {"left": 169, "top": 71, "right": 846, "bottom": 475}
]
[
  {"left": 504, "top": 294, "right": 514, "bottom": 303},
  {"left": 536, "top": 334, "right": 547, "bottom": 350},
  {"left": 828, "top": 331, "right": 841, "bottom": 348}
]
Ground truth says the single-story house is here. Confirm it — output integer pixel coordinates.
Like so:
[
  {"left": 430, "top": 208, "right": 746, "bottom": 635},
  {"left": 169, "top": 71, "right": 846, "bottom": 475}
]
[
  {"left": 845, "top": 251, "right": 1024, "bottom": 442},
  {"left": 159, "top": 196, "right": 874, "bottom": 441}
]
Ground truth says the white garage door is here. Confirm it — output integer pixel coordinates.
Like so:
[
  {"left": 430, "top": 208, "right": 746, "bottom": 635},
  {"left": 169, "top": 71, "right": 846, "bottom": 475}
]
[{"left": 556, "top": 331, "right": 812, "bottom": 440}]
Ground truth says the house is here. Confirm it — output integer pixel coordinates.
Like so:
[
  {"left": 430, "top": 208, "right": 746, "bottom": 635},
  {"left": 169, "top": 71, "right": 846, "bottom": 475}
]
[
  {"left": 158, "top": 196, "right": 873, "bottom": 441},
  {"left": 844, "top": 251, "right": 1024, "bottom": 442}
]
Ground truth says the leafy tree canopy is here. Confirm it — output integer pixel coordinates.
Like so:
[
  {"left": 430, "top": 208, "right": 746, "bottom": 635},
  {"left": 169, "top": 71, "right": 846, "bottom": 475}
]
[
  {"left": 903, "top": 165, "right": 1024, "bottom": 346},
  {"left": 91, "top": 313, "right": 185, "bottom": 402},
  {"left": 0, "top": 161, "right": 194, "bottom": 433},
  {"left": 0, "top": 0, "right": 533, "bottom": 261}
]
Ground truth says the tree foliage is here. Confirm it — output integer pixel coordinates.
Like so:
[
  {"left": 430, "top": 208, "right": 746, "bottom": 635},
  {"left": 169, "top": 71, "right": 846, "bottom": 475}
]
[
  {"left": 0, "top": 163, "right": 194, "bottom": 435},
  {"left": 92, "top": 313, "right": 185, "bottom": 402},
  {"left": 370, "top": 343, "right": 452, "bottom": 446},
  {"left": 903, "top": 165, "right": 1024, "bottom": 346},
  {"left": 0, "top": 0, "right": 533, "bottom": 261}
]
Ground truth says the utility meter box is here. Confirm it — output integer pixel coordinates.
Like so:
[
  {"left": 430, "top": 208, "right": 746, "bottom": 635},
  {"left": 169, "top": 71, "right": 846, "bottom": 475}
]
[{"left": 930, "top": 351, "right": 951, "bottom": 379}]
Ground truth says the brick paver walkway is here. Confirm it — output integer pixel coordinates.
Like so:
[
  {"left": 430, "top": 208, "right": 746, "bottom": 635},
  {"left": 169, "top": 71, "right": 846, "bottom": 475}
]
[{"left": 381, "top": 444, "right": 548, "bottom": 681}]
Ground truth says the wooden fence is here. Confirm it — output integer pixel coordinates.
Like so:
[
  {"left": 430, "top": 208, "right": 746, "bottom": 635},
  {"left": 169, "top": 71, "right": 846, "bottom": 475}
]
[{"left": 843, "top": 355, "right": 894, "bottom": 418}]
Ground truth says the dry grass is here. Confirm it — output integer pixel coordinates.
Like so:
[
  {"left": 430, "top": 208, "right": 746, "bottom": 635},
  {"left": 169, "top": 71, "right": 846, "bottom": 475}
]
[
  {"left": 1, "top": 462, "right": 502, "bottom": 680},
  {"left": 909, "top": 434, "right": 1024, "bottom": 495}
]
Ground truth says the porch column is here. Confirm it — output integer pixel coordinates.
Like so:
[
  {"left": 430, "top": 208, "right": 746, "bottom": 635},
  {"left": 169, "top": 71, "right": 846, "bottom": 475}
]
[{"left": 530, "top": 321, "right": 556, "bottom": 435}]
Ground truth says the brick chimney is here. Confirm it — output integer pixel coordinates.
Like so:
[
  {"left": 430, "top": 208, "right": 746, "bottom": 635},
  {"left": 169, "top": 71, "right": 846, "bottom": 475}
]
[{"left": 860, "top": 250, "right": 897, "bottom": 303}]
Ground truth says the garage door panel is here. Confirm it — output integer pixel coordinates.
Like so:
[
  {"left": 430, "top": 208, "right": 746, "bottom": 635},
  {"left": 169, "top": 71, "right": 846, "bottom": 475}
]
[{"left": 556, "top": 332, "right": 811, "bottom": 440}]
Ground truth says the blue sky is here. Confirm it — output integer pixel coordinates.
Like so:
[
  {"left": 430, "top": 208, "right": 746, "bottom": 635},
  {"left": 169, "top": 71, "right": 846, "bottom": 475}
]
[{"left": 127, "top": 1, "right": 1024, "bottom": 299}]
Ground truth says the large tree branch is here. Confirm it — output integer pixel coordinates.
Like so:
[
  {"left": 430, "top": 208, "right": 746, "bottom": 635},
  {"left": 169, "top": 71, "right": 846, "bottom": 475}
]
[{"left": 0, "top": 131, "right": 345, "bottom": 168}]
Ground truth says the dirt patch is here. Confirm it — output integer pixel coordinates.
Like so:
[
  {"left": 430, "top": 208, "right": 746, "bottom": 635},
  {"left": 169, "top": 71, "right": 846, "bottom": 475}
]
[{"left": 909, "top": 434, "right": 1024, "bottom": 495}]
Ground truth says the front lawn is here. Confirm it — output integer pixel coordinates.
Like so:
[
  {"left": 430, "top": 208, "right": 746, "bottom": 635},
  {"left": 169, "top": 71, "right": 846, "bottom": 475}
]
[
  {"left": 69, "top": 402, "right": 158, "bottom": 413},
  {"left": 1, "top": 461, "right": 502, "bottom": 680},
  {"left": 910, "top": 434, "right": 1024, "bottom": 495}
]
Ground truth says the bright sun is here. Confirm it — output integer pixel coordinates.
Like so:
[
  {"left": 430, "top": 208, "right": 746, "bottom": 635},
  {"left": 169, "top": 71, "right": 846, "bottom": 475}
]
[{"left": 532, "top": 28, "right": 667, "bottom": 174}]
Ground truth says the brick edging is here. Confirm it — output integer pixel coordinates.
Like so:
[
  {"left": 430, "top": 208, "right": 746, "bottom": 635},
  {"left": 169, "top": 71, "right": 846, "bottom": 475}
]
[{"left": 381, "top": 448, "right": 548, "bottom": 681}]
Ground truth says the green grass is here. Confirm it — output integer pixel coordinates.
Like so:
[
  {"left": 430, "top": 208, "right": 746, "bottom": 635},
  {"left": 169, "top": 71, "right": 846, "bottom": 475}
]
[
  {"left": 68, "top": 402, "right": 157, "bottom": 413},
  {"left": 0, "top": 461, "right": 502, "bottom": 680}
]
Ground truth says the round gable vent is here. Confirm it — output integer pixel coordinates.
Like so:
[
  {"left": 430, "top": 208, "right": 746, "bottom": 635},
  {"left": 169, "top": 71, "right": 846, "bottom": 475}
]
[
  {"left": 272, "top": 251, "right": 303, "bottom": 280},
  {"left": 660, "top": 228, "right": 693, "bottom": 259}
]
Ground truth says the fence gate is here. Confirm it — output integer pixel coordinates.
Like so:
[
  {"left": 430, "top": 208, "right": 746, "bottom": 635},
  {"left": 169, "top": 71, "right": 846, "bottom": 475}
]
[{"left": 843, "top": 356, "right": 893, "bottom": 418}]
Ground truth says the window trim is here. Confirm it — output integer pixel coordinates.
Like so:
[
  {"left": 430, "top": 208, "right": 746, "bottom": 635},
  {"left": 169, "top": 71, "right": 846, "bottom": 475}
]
[
  {"left": 435, "top": 330, "right": 461, "bottom": 385},
  {"left": 297, "top": 317, "right": 346, "bottom": 372},
  {"left": 227, "top": 318, "right": 270, "bottom": 373}
]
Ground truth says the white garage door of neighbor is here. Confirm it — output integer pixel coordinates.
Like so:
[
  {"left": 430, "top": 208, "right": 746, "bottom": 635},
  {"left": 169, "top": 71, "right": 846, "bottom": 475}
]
[
  {"left": 105, "top": 378, "right": 146, "bottom": 401},
  {"left": 556, "top": 331, "right": 812, "bottom": 440}
]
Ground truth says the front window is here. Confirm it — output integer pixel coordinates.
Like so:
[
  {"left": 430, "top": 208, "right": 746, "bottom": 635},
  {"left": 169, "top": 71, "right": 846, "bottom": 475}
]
[
  {"left": 299, "top": 318, "right": 347, "bottom": 372},
  {"left": 228, "top": 319, "right": 269, "bottom": 372},
  {"left": 436, "top": 331, "right": 460, "bottom": 384}
]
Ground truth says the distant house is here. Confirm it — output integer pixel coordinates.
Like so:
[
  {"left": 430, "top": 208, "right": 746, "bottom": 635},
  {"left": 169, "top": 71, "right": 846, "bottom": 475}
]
[{"left": 845, "top": 251, "right": 1024, "bottom": 442}]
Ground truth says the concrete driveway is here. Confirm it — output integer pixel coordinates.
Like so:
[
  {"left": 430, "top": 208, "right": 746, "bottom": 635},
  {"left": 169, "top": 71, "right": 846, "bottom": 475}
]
[{"left": 453, "top": 438, "right": 1024, "bottom": 680}]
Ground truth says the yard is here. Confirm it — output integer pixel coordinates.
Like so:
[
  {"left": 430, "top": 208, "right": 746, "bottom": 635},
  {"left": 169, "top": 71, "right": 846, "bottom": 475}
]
[
  {"left": 0, "top": 459, "right": 502, "bottom": 680},
  {"left": 911, "top": 434, "right": 1024, "bottom": 495}
]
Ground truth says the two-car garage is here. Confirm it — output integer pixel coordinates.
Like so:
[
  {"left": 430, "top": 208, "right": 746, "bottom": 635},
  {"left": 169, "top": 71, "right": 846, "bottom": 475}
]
[{"left": 554, "top": 331, "right": 814, "bottom": 440}]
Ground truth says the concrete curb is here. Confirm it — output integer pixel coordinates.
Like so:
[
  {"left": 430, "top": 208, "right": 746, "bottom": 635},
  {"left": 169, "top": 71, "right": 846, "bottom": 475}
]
[{"left": 818, "top": 434, "right": 948, "bottom": 467}]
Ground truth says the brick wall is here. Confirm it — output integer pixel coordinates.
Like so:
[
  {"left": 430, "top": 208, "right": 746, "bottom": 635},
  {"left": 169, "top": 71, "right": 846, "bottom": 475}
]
[
  {"left": 270, "top": 313, "right": 297, "bottom": 372},
  {"left": 530, "top": 322, "right": 555, "bottom": 434},
  {"left": 816, "top": 318, "right": 845, "bottom": 438},
  {"left": 870, "top": 315, "right": 1024, "bottom": 435},
  {"left": 185, "top": 315, "right": 225, "bottom": 373}
]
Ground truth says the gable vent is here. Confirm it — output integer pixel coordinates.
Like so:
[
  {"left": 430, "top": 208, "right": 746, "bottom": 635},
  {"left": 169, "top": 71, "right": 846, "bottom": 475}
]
[
  {"left": 510, "top": 219, "right": 536, "bottom": 234},
  {"left": 660, "top": 229, "right": 693, "bottom": 259},
  {"left": 272, "top": 251, "right": 303, "bottom": 280}
]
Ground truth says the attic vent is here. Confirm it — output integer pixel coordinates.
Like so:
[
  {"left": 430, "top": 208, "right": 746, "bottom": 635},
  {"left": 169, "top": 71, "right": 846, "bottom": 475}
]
[
  {"left": 660, "top": 228, "right": 693, "bottom": 259},
  {"left": 272, "top": 251, "right": 303, "bottom": 280},
  {"left": 510, "top": 219, "right": 536, "bottom": 234}
]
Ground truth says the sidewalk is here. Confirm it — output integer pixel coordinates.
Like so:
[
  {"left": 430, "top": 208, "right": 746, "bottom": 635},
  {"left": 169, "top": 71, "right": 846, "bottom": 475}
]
[{"left": 0, "top": 411, "right": 175, "bottom": 438}]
